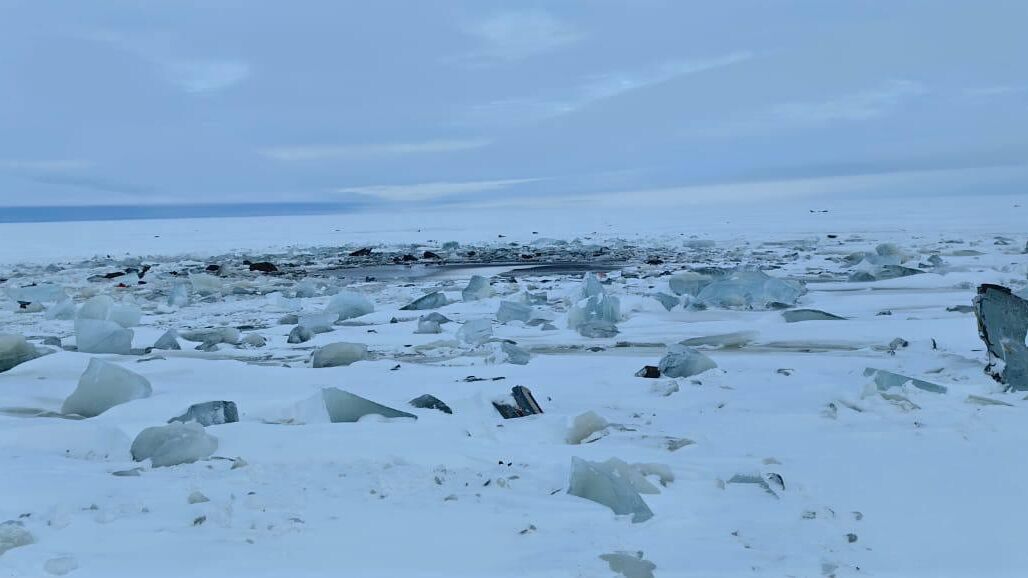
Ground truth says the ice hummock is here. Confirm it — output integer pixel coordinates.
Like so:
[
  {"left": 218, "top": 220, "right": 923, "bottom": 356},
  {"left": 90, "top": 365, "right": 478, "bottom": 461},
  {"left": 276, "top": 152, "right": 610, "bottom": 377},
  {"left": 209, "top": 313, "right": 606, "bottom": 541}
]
[
  {"left": 567, "top": 457, "right": 654, "bottom": 523},
  {"left": 567, "top": 273, "right": 621, "bottom": 337},
  {"left": 130, "top": 422, "right": 218, "bottom": 467},
  {"left": 75, "top": 319, "right": 134, "bottom": 354},
  {"left": 62, "top": 358, "right": 152, "bottom": 417},
  {"left": 0, "top": 333, "right": 42, "bottom": 373}
]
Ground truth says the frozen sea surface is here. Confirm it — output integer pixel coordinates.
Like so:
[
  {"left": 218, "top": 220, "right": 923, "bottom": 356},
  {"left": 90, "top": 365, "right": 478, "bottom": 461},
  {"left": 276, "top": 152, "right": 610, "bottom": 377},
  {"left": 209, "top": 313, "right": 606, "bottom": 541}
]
[{"left": 0, "top": 193, "right": 1027, "bottom": 577}]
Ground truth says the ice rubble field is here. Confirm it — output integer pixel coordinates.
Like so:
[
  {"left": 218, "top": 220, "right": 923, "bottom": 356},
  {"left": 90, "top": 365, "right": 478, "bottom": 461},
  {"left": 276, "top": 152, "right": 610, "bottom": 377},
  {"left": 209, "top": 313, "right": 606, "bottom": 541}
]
[{"left": 2, "top": 196, "right": 1028, "bottom": 578}]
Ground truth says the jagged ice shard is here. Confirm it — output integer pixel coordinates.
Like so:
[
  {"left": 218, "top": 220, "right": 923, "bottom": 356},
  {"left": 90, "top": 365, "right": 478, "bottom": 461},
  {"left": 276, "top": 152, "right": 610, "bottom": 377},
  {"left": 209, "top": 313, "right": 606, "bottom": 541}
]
[
  {"left": 62, "top": 358, "right": 152, "bottom": 417},
  {"left": 75, "top": 319, "right": 133, "bottom": 354},
  {"left": 974, "top": 284, "right": 1028, "bottom": 391},
  {"left": 321, "top": 387, "right": 416, "bottom": 422},
  {"left": 567, "top": 457, "right": 654, "bottom": 523}
]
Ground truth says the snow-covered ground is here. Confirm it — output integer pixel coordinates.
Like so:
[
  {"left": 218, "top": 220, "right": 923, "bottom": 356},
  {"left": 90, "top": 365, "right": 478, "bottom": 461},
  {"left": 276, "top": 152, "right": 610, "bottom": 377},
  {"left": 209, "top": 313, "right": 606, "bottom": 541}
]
[{"left": 1, "top": 194, "right": 1027, "bottom": 577}]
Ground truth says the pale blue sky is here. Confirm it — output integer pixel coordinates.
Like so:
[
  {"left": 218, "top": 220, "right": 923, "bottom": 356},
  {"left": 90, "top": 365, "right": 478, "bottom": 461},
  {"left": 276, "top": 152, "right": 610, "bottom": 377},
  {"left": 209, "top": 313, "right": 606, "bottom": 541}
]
[{"left": 1, "top": 0, "right": 1025, "bottom": 208}]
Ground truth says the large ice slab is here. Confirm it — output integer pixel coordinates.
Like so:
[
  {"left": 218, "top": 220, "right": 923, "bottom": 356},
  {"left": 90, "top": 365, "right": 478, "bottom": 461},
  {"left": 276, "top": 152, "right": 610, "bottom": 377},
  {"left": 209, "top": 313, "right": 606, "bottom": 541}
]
[
  {"left": 311, "top": 342, "right": 368, "bottom": 368},
  {"left": 77, "top": 295, "right": 142, "bottom": 328},
  {"left": 568, "top": 274, "right": 621, "bottom": 337},
  {"left": 457, "top": 319, "right": 493, "bottom": 345},
  {"left": 974, "top": 284, "right": 1028, "bottom": 391},
  {"left": 4, "top": 283, "right": 67, "bottom": 304},
  {"left": 75, "top": 319, "right": 134, "bottom": 354},
  {"left": 496, "top": 300, "right": 533, "bottom": 323},
  {"left": 668, "top": 272, "right": 712, "bottom": 297},
  {"left": 62, "top": 358, "right": 152, "bottom": 417},
  {"left": 130, "top": 422, "right": 218, "bottom": 467},
  {"left": 696, "top": 270, "right": 805, "bottom": 309},
  {"left": 658, "top": 345, "right": 717, "bottom": 378},
  {"left": 321, "top": 387, "right": 416, "bottom": 422},
  {"left": 0, "top": 334, "right": 42, "bottom": 373},
  {"left": 567, "top": 457, "right": 654, "bottom": 523}
]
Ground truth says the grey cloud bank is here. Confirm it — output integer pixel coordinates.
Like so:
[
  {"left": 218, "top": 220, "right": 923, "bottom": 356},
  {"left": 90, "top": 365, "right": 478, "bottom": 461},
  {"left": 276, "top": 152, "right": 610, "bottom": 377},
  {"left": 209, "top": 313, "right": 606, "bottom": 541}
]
[{"left": 0, "top": 1, "right": 1025, "bottom": 211}]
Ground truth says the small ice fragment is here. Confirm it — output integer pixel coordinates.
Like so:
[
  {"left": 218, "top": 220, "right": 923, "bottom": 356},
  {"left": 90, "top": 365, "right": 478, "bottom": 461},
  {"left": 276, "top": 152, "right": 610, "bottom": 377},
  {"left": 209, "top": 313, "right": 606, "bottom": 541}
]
[
  {"left": 152, "top": 329, "right": 181, "bottom": 350},
  {"left": 311, "top": 342, "right": 368, "bottom": 368},
  {"left": 496, "top": 300, "right": 532, "bottom": 323},
  {"left": 782, "top": 309, "right": 846, "bottom": 322},
  {"left": 567, "top": 457, "right": 654, "bottom": 523},
  {"left": 242, "top": 333, "right": 266, "bottom": 348},
  {"left": 44, "top": 556, "right": 78, "bottom": 575},
  {"left": 324, "top": 291, "right": 374, "bottom": 321},
  {"left": 657, "top": 345, "right": 717, "bottom": 378},
  {"left": 321, "top": 387, "right": 416, "bottom": 422},
  {"left": 62, "top": 358, "right": 152, "bottom": 417},
  {"left": 401, "top": 291, "right": 448, "bottom": 311},
  {"left": 187, "top": 491, "right": 209, "bottom": 504},
  {"left": 288, "top": 325, "right": 314, "bottom": 344},
  {"left": 179, "top": 327, "right": 240, "bottom": 345},
  {"left": 0, "top": 334, "right": 42, "bottom": 373},
  {"left": 599, "top": 551, "right": 656, "bottom": 578},
  {"left": 131, "top": 422, "right": 218, "bottom": 467},
  {"left": 409, "top": 394, "right": 452, "bottom": 414},
  {"left": 457, "top": 319, "right": 493, "bottom": 345},
  {"left": 414, "top": 318, "right": 442, "bottom": 334},
  {"left": 462, "top": 275, "right": 494, "bottom": 301},
  {"left": 864, "top": 367, "right": 947, "bottom": 394},
  {"left": 679, "top": 331, "right": 757, "bottom": 349},
  {"left": 169, "top": 401, "right": 239, "bottom": 426},
  {"left": 566, "top": 411, "right": 608, "bottom": 444}
]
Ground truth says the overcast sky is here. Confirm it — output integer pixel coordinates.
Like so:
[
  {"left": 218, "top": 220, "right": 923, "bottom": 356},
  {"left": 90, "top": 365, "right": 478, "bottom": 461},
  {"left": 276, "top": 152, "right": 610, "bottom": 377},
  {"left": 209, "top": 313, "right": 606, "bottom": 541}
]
[{"left": 1, "top": 0, "right": 1026, "bottom": 209}]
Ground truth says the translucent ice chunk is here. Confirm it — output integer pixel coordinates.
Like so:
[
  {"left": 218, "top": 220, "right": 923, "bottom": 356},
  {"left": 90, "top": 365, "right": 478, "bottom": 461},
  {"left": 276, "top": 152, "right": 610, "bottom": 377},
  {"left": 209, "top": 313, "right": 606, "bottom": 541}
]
[
  {"left": 152, "top": 329, "right": 181, "bottom": 350},
  {"left": 0, "top": 520, "right": 34, "bottom": 555},
  {"left": 77, "top": 295, "right": 142, "bottom": 327},
  {"left": 496, "top": 300, "right": 532, "bottom": 323},
  {"left": 657, "top": 345, "right": 717, "bottom": 378},
  {"left": 189, "top": 273, "right": 223, "bottom": 295},
  {"left": 130, "top": 422, "right": 218, "bottom": 467},
  {"left": 462, "top": 275, "right": 494, "bottom": 302},
  {"left": 696, "top": 270, "right": 805, "bottom": 309},
  {"left": 324, "top": 291, "right": 374, "bottom": 321},
  {"left": 62, "top": 358, "right": 152, "bottom": 417},
  {"left": 0, "top": 334, "right": 41, "bottom": 373},
  {"left": 321, "top": 387, "right": 416, "bottom": 422},
  {"left": 567, "top": 457, "right": 654, "bottom": 523},
  {"left": 4, "top": 283, "right": 66, "bottom": 303},
  {"left": 288, "top": 325, "right": 313, "bottom": 344},
  {"left": 566, "top": 411, "right": 608, "bottom": 444},
  {"left": 311, "top": 342, "right": 368, "bottom": 368},
  {"left": 653, "top": 293, "right": 680, "bottom": 311},
  {"left": 487, "top": 341, "right": 531, "bottom": 365},
  {"left": 75, "top": 319, "right": 133, "bottom": 354},
  {"left": 298, "top": 312, "right": 337, "bottom": 333},
  {"left": 668, "top": 272, "right": 713, "bottom": 297},
  {"left": 568, "top": 294, "right": 621, "bottom": 330},
  {"left": 400, "top": 291, "right": 448, "bottom": 311},
  {"left": 45, "top": 298, "right": 76, "bottom": 320},
  {"left": 167, "top": 283, "right": 190, "bottom": 308},
  {"left": 457, "top": 319, "right": 493, "bottom": 345}
]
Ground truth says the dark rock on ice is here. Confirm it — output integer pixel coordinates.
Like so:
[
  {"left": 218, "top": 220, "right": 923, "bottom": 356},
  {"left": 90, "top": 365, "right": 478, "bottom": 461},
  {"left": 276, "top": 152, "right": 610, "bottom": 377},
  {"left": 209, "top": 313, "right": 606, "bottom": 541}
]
[
  {"left": 409, "top": 394, "right": 452, "bottom": 414},
  {"left": 974, "top": 284, "right": 1028, "bottom": 391}
]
